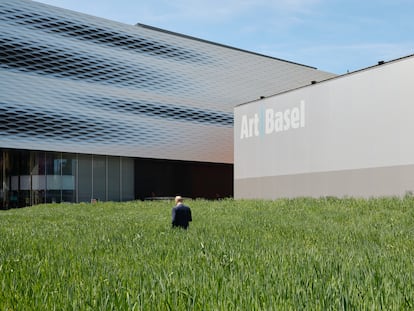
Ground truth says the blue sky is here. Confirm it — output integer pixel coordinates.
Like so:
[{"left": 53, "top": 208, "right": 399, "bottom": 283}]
[{"left": 36, "top": 0, "right": 414, "bottom": 74}]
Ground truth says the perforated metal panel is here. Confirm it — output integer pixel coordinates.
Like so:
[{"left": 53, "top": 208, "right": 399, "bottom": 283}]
[{"left": 0, "top": 0, "right": 335, "bottom": 163}]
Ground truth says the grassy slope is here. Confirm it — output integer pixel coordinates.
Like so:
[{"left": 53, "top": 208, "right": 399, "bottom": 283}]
[{"left": 1, "top": 198, "right": 414, "bottom": 310}]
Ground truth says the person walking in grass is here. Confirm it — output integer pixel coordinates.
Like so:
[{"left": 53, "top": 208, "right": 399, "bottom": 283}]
[{"left": 172, "top": 195, "right": 192, "bottom": 229}]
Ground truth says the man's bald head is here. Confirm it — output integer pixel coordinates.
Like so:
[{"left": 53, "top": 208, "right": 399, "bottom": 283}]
[{"left": 175, "top": 196, "right": 183, "bottom": 205}]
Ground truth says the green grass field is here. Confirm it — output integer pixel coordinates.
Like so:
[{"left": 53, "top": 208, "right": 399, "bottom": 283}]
[{"left": 1, "top": 197, "right": 414, "bottom": 310}]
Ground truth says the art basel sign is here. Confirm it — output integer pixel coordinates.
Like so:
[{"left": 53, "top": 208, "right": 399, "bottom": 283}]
[{"left": 240, "top": 100, "right": 306, "bottom": 139}]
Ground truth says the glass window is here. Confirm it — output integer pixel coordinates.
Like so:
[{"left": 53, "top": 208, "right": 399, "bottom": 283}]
[
  {"left": 19, "top": 151, "right": 31, "bottom": 206},
  {"left": 78, "top": 154, "right": 92, "bottom": 202},
  {"left": 45, "top": 152, "right": 61, "bottom": 203},
  {"left": 121, "top": 157, "right": 134, "bottom": 201},
  {"left": 93, "top": 155, "right": 106, "bottom": 201},
  {"left": 0, "top": 151, "right": 3, "bottom": 209},
  {"left": 108, "top": 156, "right": 120, "bottom": 201},
  {"left": 30, "top": 151, "right": 46, "bottom": 205},
  {"left": 62, "top": 153, "right": 77, "bottom": 203},
  {"left": 32, "top": 175, "right": 46, "bottom": 190}
]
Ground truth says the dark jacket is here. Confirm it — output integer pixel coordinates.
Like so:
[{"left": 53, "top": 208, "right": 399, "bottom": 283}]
[{"left": 172, "top": 203, "right": 192, "bottom": 229}]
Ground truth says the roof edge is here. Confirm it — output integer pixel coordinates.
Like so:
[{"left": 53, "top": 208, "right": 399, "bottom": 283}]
[
  {"left": 136, "top": 23, "right": 317, "bottom": 70},
  {"left": 235, "top": 53, "right": 414, "bottom": 108}
]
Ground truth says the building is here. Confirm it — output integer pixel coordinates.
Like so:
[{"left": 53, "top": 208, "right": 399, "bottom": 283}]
[
  {"left": 235, "top": 55, "right": 414, "bottom": 199},
  {"left": 0, "top": 0, "right": 335, "bottom": 208}
]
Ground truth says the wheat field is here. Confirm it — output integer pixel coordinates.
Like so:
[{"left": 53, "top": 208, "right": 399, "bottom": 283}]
[{"left": 1, "top": 197, "right": 414, "bottom": 310}]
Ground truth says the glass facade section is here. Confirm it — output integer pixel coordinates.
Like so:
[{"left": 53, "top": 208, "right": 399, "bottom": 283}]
[
  {"left": 0, "top": 149, "right": 134, "bottom": 208},
  {"left": 45, "top": 152, "right": 59, "bottom": 203},
  {"left": 107, "top": 156, "right": 120, "bottom": 201},
  {"left": 121, "top": 158, "right": 134, "bottom": 201},
  {"left": 92, "top": 155, "right": 106, "bottom": 201},
  {"left": 30, "top": 151, "right": 46, "bottom": 205},
  {"left": 0, "top": 151, "right": 4, "bottom": 209},
  {"left": 78, "top": 154, "right": 92, "bottom": 202},
  {"left": 62, "top": 153, "right": 77, "bottom": 203}
]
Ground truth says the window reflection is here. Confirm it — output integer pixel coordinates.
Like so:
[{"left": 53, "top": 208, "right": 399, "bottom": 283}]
[
  {"left": 45, "top": 152, "right": 61, "bottom": 203},
  {"left": 62, "top": 153, "right": 77, "bottom": 203},
  {"left": 0, "top": 149, "right": 133, "bottom": 208}
]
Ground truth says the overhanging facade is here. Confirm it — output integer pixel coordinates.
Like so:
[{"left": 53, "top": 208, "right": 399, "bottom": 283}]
[{"left": 0, "top": 0, "right": 335, "bottom": 208}]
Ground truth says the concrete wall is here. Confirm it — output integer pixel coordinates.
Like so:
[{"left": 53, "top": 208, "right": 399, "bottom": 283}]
[{"left": 234, "top": 55, "right": 414, "bottom": 198}]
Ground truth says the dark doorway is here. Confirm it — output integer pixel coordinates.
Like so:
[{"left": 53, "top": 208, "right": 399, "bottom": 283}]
[{"left": 134, "top": 158, "right": 233, "bottom": 200}]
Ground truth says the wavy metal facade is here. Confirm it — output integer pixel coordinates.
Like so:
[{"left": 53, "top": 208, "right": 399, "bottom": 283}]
[{"left": 0, "top": 0, "right": 335, "bottom": 165}]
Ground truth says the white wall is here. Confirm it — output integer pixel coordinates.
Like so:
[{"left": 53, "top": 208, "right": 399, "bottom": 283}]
[{"left": 235, "top": 56, "right": 414, "bottom": 198}]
